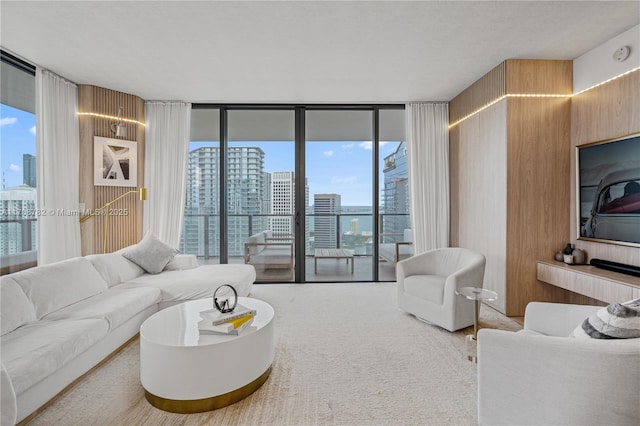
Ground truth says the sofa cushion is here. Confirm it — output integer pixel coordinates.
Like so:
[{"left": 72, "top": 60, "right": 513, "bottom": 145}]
[
  {"left": 123, "top": 264, "right": 255, "bottom": 300},
  {"left": 1, "top": 318, "right": 109, "bottom": 394},
  {"left": 43, "top": 285, "right": 161, "bottom": 331},
  {"left": 121, "top": 233, "right": 178, "bottom": 274},
  {"left": 403, "top": 275, "right": 446, "bottom": 305},
  {"left": 10, "top": 257, "right": 108, "bottom": 319},
  {"left": 0, "top": 276, "right": 37, "bottom": 336},
  {"left": 86, "top": 253, "right": 145, "bottom": 287},
  {"left": 571, "top": 298, "right": 640, "bottom": 339},
  {"left": 163, "top": 254, "right": 199, "bottom": 271}
]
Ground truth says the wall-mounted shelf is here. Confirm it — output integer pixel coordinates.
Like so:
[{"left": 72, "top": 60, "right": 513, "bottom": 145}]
[{"left": 537, "top": 260, "right": 640, "bottom": 303}]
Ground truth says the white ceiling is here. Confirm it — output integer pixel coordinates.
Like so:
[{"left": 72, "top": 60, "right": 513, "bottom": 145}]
[{"left": 1, "top": 1, "right": 639, "bottom": 103}]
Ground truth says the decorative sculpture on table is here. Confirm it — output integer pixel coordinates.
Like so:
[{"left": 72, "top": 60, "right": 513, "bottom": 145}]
[{"left": 214, "top": 284, "right": 238, "bottom": 313}]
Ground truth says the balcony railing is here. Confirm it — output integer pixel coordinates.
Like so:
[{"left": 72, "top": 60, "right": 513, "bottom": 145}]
[{"left": 179, "top": 213, "right": 410, "bottom": 259}]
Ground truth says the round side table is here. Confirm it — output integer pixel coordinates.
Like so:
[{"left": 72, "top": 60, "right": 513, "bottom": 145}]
[{"left": 456, "top": 287, "right": 498, "bottom": 362}]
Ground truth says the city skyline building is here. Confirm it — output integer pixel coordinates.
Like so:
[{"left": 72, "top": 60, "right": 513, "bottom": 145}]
[
  {"left": 269, "top": 171, "right": 294, "bottom": 237},
  {"left": 0, "top": 185, "right": 37, "bottom": 256},
  {"left": 23, "top": 154, "right": 36, "bottom": 187},
  {"left": 180, "top": 146, "right": 268, "bottom": 257},
  {"left": 350, "top": 218, "right": 360, "bottom": 235},
  {"left": 314, "top": 193, "right": 341, "bottom": 249},
  {"left": 382, "top": 141, "right": 410, "bottom": 241},
  {"left": 178, "top": 141, "right": 406, "bottom": 260}
]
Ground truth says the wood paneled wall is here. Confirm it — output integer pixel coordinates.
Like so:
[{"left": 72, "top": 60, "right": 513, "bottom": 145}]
[
  {"left": 450, "top": 59, "right": 573, "bottom": 316},
  {"left": 78, "top": 86, "right": 145, "bottom": 255},
  {"left": 505, "top": 96, "right": 572, "bottom": 314},
  {"left": 449, "top": 62, "right": 506, "bottom": 125},
  {"left": 505, "top": 60, "right": 573, "bottom": 94},
  {"left": 569, "top": 70, "right": 640, "bottom": 303}
]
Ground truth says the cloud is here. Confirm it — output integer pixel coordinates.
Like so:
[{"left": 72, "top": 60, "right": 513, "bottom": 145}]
[
  {"left": 331, "top": 176, "right": 357, "bottom": 185},
  {"left": 9, "top": 164, "right": 21, "bottom": 172},
  {"left": 323, "top": 150, "right": 334, "bottom": 157},
  {"left": 341, "top": 143, "right": 354, "bottom": 149},
  {"left": 29, "top": 126, "right": 36, "bottom": 135},
  {"left": 359, "top": 141, "right": 389, "bottom": 150},
  {"left": 0, "top": 117, "right": 18, "bottom": 126}
]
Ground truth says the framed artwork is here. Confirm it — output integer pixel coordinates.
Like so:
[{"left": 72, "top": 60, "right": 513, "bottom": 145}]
[{"left": 94, "top": 136, "right": 137, "bottom": 187}]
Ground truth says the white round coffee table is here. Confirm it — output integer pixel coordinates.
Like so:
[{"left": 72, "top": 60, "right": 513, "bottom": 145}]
[{"left": 139, "top": 297, "right": 275, "bottom": 413}]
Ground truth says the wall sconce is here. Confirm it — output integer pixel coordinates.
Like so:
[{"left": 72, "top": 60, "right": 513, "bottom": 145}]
[
  {"left": 80, "top": 187, "right": 147, "bottom": 253},
  {"left": 110, "top": 106, "right": 128, "bottom": 138}
]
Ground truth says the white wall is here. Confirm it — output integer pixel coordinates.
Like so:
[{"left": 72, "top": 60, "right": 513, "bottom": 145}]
[
  {"left": 573, "top": 24, "right": 640, "bottom": 93},
  {"left": 457, "top": 99, "right": 507, "bottom": 313}
]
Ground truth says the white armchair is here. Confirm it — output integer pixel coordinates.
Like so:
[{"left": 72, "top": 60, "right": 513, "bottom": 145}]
[
  {"left": 396, "top": 247, "right": 486, "bottom": 332},
  {"left": 478, "top": 302, "right": 640, "bottom": 425}
]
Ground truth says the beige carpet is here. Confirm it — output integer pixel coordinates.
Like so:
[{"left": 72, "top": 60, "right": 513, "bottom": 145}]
[{"left": 27, "top": 283, "right": 521, "bottom": 426}]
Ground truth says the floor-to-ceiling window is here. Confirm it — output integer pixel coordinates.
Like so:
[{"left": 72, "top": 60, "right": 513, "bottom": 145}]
[
  {"left": 305, "top": 110, "right": 373, "bottom": 281},
  {"left": 0, "top": 51, "right": 37, "bottom": 274},
  {"left": 378, "top": 109, "right": 409, "bottom": 280},
  {"left": 180, "top": 108, "right": 221, "bottom": 261},
  {"left": 182, "top": 105, "right": 405, "bottom": 283},
  {"left": 227, "top": 109, "right": 295, "bottom": 281}
]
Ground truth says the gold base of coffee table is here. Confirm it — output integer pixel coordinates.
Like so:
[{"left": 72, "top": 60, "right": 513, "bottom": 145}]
[{"left": 144, "top": 366, "right": 271, "bottom": 413}]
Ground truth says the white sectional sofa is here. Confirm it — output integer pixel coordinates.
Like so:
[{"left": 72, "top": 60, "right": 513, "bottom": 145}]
[
  {"left": 478, "top": 301, "right": 640, "bottom": 425},
  {"left": 0, "top": 251, "right": 255, "bottom": 425}
]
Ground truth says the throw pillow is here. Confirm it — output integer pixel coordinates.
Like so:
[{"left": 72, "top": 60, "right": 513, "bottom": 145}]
[
  {"left": 121, "top": 233, "right": 178, "bottom": 274},
  {"left": 163, "top": 254, "right": 198, "bottom": 271},
  {"left": 571, "top": 298, "right": 640, "bottom": 339}
]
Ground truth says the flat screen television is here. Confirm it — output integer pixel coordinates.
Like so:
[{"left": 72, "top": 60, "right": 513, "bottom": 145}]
[{"left": 577, "top": 133, "right": 640, "bottom": 247}]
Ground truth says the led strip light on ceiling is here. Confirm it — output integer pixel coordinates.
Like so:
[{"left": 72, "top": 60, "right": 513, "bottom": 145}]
[
  {"left": 77, "top": 111, "right": 146, "bottom": 127},
  {"left": 449, "top": 66, "right": 640, "bottom": 129},
  {"left": 75, "top": 66, "right": 639, "bottom": 130}
]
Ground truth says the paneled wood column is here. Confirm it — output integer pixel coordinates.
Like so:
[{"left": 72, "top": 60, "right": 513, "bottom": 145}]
[
  {"left": 78, "top": 85, "right": 145, "bottom": 255},
  {"left": 450, "top": 59, "right": 572, "bottom": 316}
]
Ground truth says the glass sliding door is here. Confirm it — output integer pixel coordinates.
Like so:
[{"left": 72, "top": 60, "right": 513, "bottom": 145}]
[
  {"left": 0, "top": 55, "right": 37, "bottom": 273},
  {"left": 227, "top": 109, "right": 296, "bottom": 281},
  {"left": 378, "top": 109, "right": 409, "bottom": 280},
  {"left": 305, "top": 110, "right": 373, "bottom": 281},
  {"left": 183, "top": 105, "right": 405, "bottom": 283},
  {"left": 180, "top": 108, "right": 221, "bottom": 262}
]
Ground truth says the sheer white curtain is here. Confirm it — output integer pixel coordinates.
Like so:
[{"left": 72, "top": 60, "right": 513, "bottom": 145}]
[
  {"left": 35, "top": 68, "right": 81, "bottom": 264},
  {"left": 143, "top": 102, "right": 191, "bottom": 248},
  {"left": 405, "top": 103, "right": 450, "bottom": 253}
]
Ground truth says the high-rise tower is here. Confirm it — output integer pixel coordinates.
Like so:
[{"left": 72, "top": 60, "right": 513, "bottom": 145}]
[
  {"left": 314, "top": 193, "right": 341, "bottom": 248},
  {"left": 269, "top": 171, "right": 294, "bottom": 237},
  {"left": 181, "top": 146, "right": 267, "bottom": 257},
  {"left": 382, "top": 141, "right": 410, "bottom": 239},
  {"left": 23, "top": 154, "right": 36, "bottom": 187}
]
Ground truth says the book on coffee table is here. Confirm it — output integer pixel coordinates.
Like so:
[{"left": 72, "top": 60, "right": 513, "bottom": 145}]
[
  {"left": 198, "top": 315, "right": 254, "bottom": 335},
  {"left": 200, "top": 303, "right": 257, "bottom": 325}
]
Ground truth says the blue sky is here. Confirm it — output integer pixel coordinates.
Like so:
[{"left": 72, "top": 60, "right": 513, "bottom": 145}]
[
  {"left": 0, "top": 104, "right": 36, "bottom": 188},
  {"left": 192, "top": 140, "right": 400, "bottom": 206}
]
